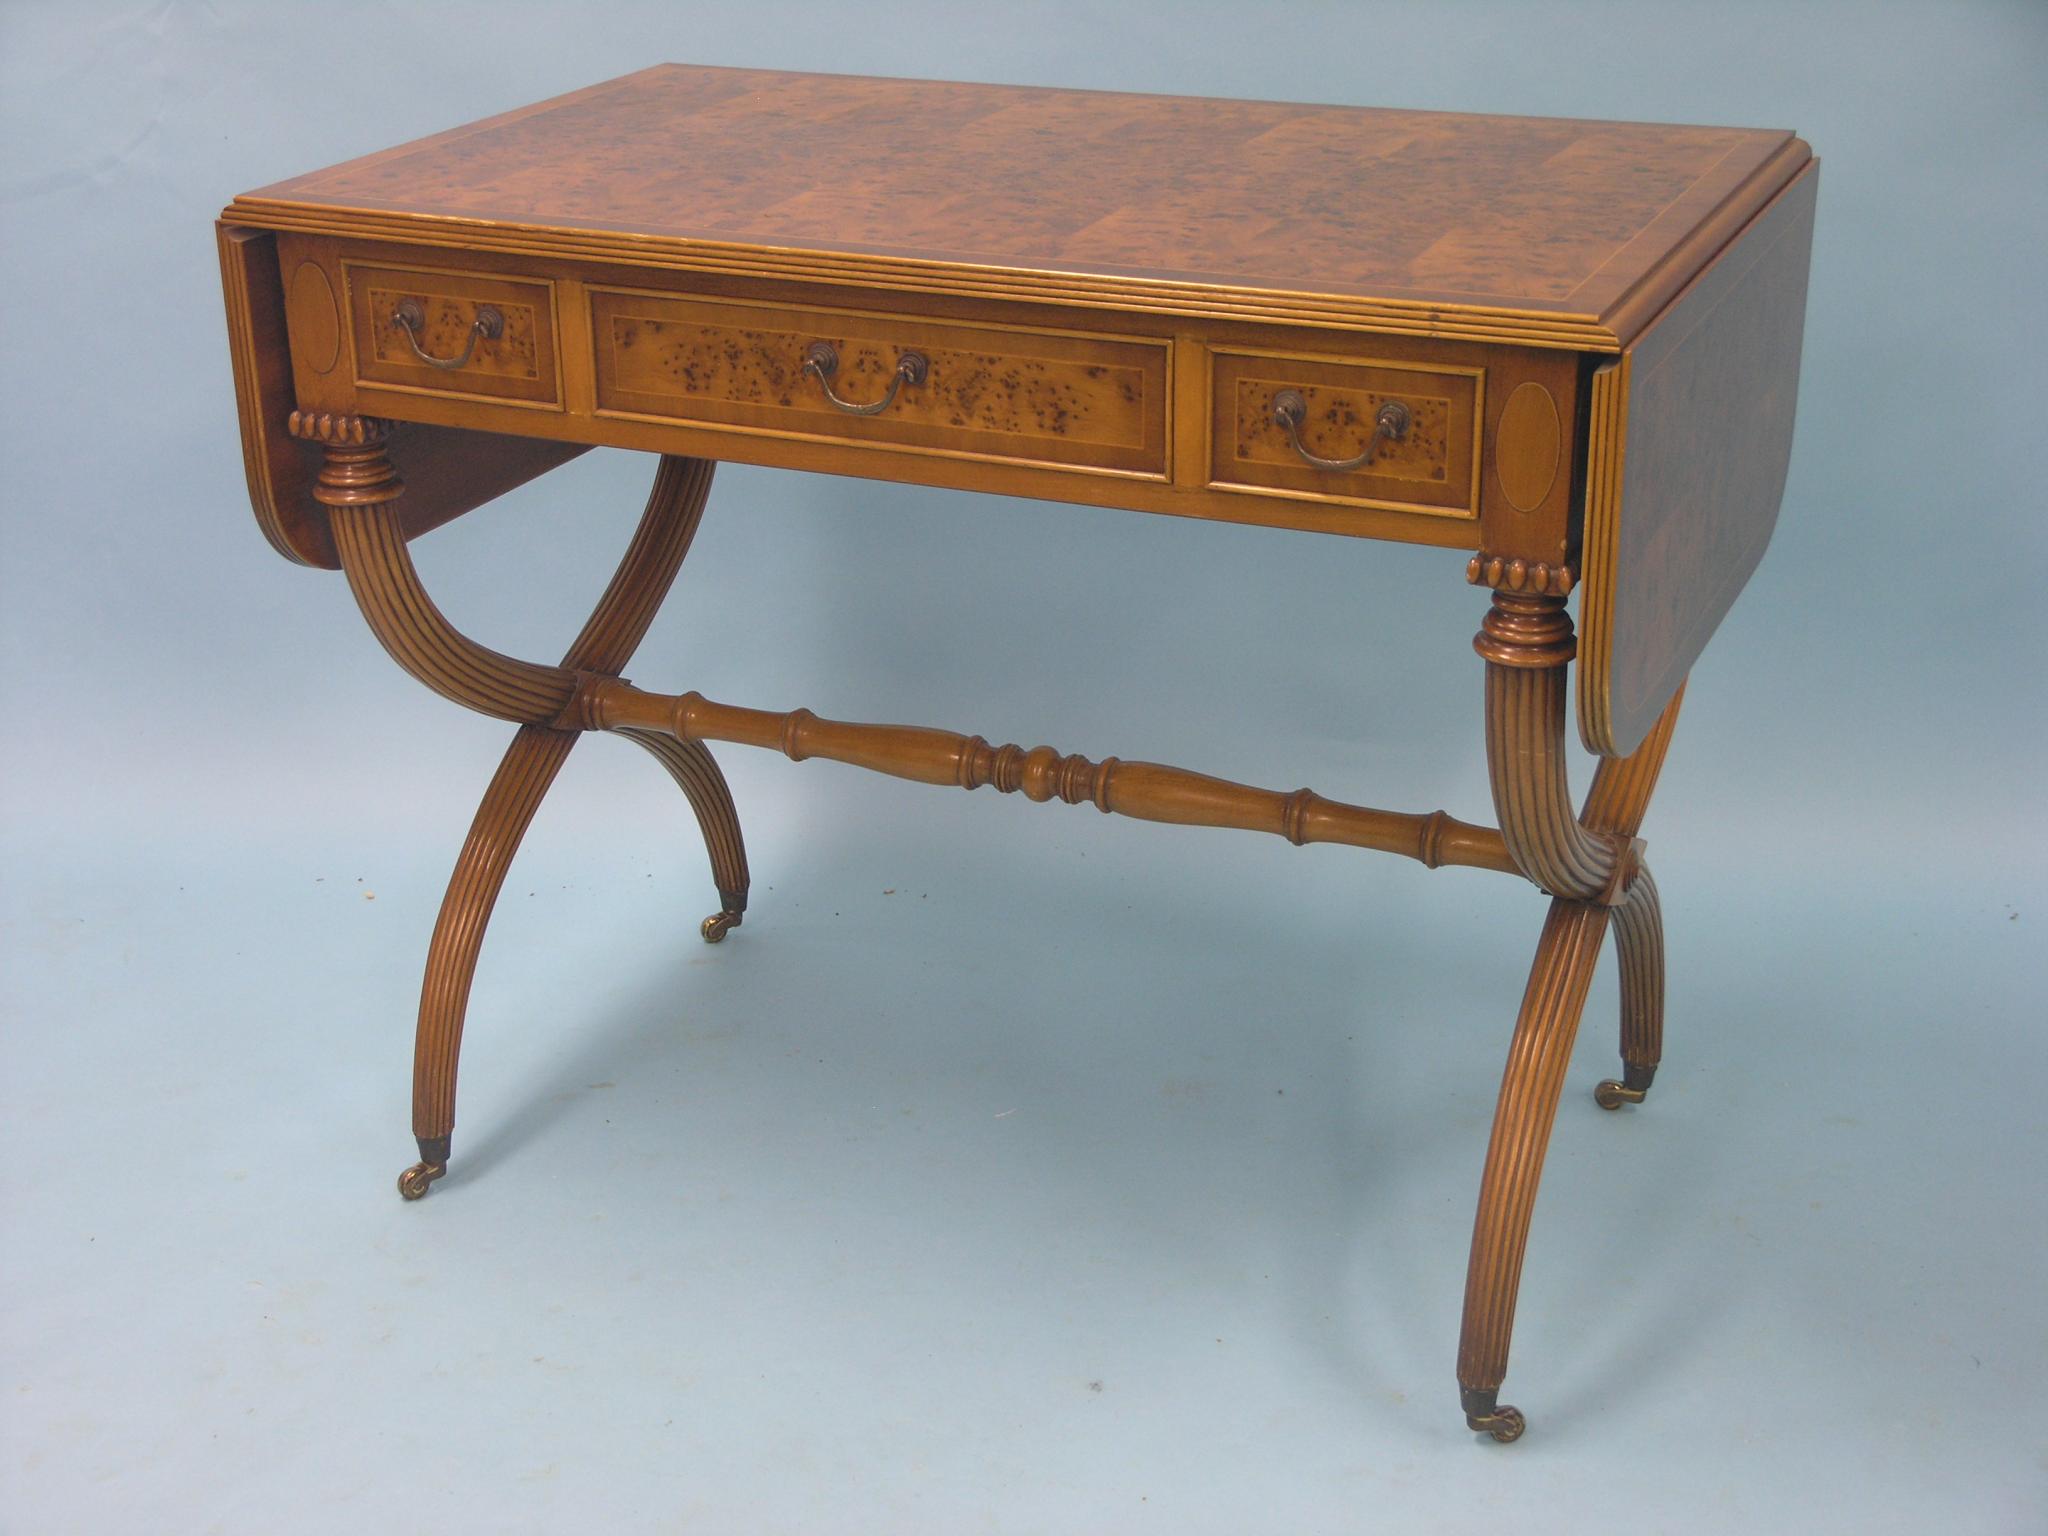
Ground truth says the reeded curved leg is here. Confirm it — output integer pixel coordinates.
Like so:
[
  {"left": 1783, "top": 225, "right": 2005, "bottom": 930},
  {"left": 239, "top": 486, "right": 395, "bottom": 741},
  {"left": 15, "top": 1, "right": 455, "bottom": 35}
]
[
  {"left": 1583, "top": 680, "right": 1681, "bottom": 1112},
  {"left": 565, "top": 455, "right": 750, "bottom": 939},
  {"left": 309, "top": 431, "right": 747, "bottom": 1197},
  {"left": 1457, "top": 589, "right": 1685, "bottom": 1438},
  {"left": 400, "top": 724, "right": 579, "bottom": 1198},
  {"left": 1595, "top": 870, "right": 1662, "bottom": 1109},
  {"left": 1458, "top": 897, "right": 1611, "bottom": 1439},
  {"left": 616, "top": 728, "right": 750, "bottom": 941}
]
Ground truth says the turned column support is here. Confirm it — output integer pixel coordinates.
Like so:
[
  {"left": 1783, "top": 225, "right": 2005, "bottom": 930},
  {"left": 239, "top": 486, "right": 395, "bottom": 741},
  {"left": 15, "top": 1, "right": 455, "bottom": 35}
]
[
  {"left": 1474, "top": 589, "right": 1637, "bottom": 903},
  {"left": 301, "top": 411, "right": 404, "bottom": 508},
  {"left": 1471, "top": 585, "right": 1682, "bottom": 908}
]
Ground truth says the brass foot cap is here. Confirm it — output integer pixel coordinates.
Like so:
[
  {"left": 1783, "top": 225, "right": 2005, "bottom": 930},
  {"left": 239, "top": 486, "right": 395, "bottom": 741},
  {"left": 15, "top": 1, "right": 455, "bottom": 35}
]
[
  {"left": 1595, "top": 1063, "right": 1656, "bottom": 1110},
  {"left": 1466, "top": 1405, "right": 1526, "bottom": 1443},
  {"left": 1594, "top": 1079, "right": 1647, "bottom": 1109},
  {"left": 397, "top": 1161, "right": 447, "bottom": 1200},
  {"left": 701, "top": 910, "right": 741, "bottom": 944}
]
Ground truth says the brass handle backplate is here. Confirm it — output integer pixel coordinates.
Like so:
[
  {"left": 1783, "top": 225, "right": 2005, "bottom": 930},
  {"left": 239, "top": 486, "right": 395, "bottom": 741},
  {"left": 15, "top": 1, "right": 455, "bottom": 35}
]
[
  {"left": 802, "top": 340, "right": 929, "bottom": 416},
  {"left": 1272, "top": 389, "right": 1411, "bottom": 472},
  {"left": 392, "top": 298, "right": 503, "bottom": 371}
]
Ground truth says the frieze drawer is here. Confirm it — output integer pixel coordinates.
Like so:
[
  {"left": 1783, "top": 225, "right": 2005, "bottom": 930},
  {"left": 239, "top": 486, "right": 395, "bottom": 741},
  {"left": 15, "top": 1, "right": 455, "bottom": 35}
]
[
  {"left": 1209, "top": 347, "right": 1482, "bottom": 519},
  {"left": 588, "top": 288, "right": 1170, "bottom": 478},
  {"left": 342, "top": 260, "right": 562, "bottom": 408}
]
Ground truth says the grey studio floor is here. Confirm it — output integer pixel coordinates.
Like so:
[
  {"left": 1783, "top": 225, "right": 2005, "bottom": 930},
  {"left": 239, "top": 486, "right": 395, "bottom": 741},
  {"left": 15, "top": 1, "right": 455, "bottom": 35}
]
[{"left": 6, "top": 2, "right": 2048, "bottom": 1532}]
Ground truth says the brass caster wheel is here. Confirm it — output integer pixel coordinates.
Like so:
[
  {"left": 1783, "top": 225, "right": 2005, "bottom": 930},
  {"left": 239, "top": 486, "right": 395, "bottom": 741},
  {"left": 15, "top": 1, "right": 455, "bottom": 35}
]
[
  {"left": 1594, "top": 1062, "right": 1656, "bottom": 1110},
  {"left": 701, "top": 909, "right": 740, "bottom": 944},
  {"left": 1461, "top": 1387, "right": 1526, "bottom": 1444},
  {"left": 397, "top": 1161, "right": 446, "bottom": 1200},
  {"left": 1468, "top": 1405, "right": 1526, "bottom": 1443}
]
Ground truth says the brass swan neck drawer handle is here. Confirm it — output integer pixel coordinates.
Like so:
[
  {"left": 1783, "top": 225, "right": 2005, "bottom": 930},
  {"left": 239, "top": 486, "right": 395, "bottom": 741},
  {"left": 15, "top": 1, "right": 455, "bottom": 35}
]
[
  {"left": 802, "top": 340, "right": 929, "bottom": 416},
  {"left": 392, "top": 298, "right": 503, "bottom": 370},
  {"left": 1271, "top": 389, "right": 1411, "bottom": 471}
]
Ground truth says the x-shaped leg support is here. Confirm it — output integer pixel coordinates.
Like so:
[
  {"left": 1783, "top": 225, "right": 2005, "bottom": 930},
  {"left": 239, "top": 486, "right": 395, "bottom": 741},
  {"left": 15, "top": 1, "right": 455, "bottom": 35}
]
[
  {"left": 1456, "top": 587, "right": 1683, "bottom": 1441},
  {"left": 303, "top": 422, "right": 748, "bottom": 1199},
  {"left": 307, "top": 416, "right": 1684, "bottom": 1441}
]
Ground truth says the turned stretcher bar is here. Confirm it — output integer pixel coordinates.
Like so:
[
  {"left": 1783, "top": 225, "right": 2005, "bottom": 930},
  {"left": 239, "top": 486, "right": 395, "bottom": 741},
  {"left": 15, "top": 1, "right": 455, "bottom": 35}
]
[{"left": 578, "top": 681, "right": 1522, "bottom": 877}]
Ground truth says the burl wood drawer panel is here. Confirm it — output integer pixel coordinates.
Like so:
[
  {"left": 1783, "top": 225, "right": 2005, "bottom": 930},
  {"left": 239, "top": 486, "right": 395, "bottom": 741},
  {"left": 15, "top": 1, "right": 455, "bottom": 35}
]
[
  {"left": 588, "top": 288, "right": 1170, "bottom": 477},
  {"left": 1209, "top": 348, "right": 1482, "bottom": 519},
  {"left": 341, "top": 260, "right": 562, "bottom": 408}
]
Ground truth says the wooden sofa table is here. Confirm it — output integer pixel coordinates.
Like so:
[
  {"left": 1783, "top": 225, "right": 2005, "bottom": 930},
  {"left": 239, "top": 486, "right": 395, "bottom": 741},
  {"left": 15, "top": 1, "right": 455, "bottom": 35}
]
[{"left": 217, "top": 64, "right": 1816, "bottom": 1441}]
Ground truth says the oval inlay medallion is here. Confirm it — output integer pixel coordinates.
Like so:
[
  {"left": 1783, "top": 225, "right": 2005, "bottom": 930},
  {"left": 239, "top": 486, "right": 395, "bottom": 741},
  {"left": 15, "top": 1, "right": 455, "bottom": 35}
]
[
  {"left": 1496, "top": 381, "right": 1561, "bottom": 513},
  {"left": 288, "top": 260, "right": 341, "bottom": 375}
]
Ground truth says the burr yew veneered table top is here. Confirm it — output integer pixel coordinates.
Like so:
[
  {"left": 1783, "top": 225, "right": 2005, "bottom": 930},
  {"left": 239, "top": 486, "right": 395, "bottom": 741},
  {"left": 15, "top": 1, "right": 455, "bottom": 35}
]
[
  {"left": 236, "top": 63, "right": 1802, "bottom": 350},
  {"left": 217, "top": 65, "right": 1816, "bottom": 1443}
]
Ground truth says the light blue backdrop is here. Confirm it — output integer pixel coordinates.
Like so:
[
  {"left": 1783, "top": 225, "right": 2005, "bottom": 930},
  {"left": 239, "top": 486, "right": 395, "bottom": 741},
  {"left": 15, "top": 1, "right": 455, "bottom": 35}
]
[{"left": 2, "top": 3, "right": 2042, "bottom": 1532}]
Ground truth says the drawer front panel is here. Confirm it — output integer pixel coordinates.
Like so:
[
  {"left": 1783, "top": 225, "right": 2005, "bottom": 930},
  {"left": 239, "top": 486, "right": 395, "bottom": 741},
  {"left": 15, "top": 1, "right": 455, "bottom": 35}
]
[
  {"left": 343, "top": 261, "right": 561, "bottom": 407},
  {"left": 1209, "top": 349, "right": 1481, "bottom": 518},
  {"left": 590, "top": 289, "right": 1169, "bottom": 476}
]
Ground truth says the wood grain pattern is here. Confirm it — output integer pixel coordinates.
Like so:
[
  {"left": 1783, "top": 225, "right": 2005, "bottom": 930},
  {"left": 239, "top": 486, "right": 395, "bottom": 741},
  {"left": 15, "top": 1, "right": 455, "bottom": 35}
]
[
  {"left": 344, "top": 260, "right": 560, "bottom": 406},
  {"left": 286, "top": 258, "right": 341, "bottom": 375},
  {"left": 590, "top": 288, "right": 1167, "bottom": 474},
  {"left": 1578, "top": 162, "right": 1819, "bottom": 756},
  {"left": 228, "top": 64, "right": 1805, "bottom": 350},
  {"left": 1236, "top": 379, "right": 1452, "bottom": 482},
  {"left": 1209, "top": 347, "right": 1475, "bottom": 517},
  {"left": 1493, "top": 380, "right": 1560, "bottom": 514},
  {"left": 261, "top": 219, "right": 1597, "bottom": 556}
]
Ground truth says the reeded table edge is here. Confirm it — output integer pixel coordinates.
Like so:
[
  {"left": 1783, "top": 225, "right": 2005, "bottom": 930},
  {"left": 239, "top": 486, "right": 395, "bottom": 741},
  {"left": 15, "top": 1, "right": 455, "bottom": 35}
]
[{"left": 221, "top": 133, "right": 1806, "bottom": 355}]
